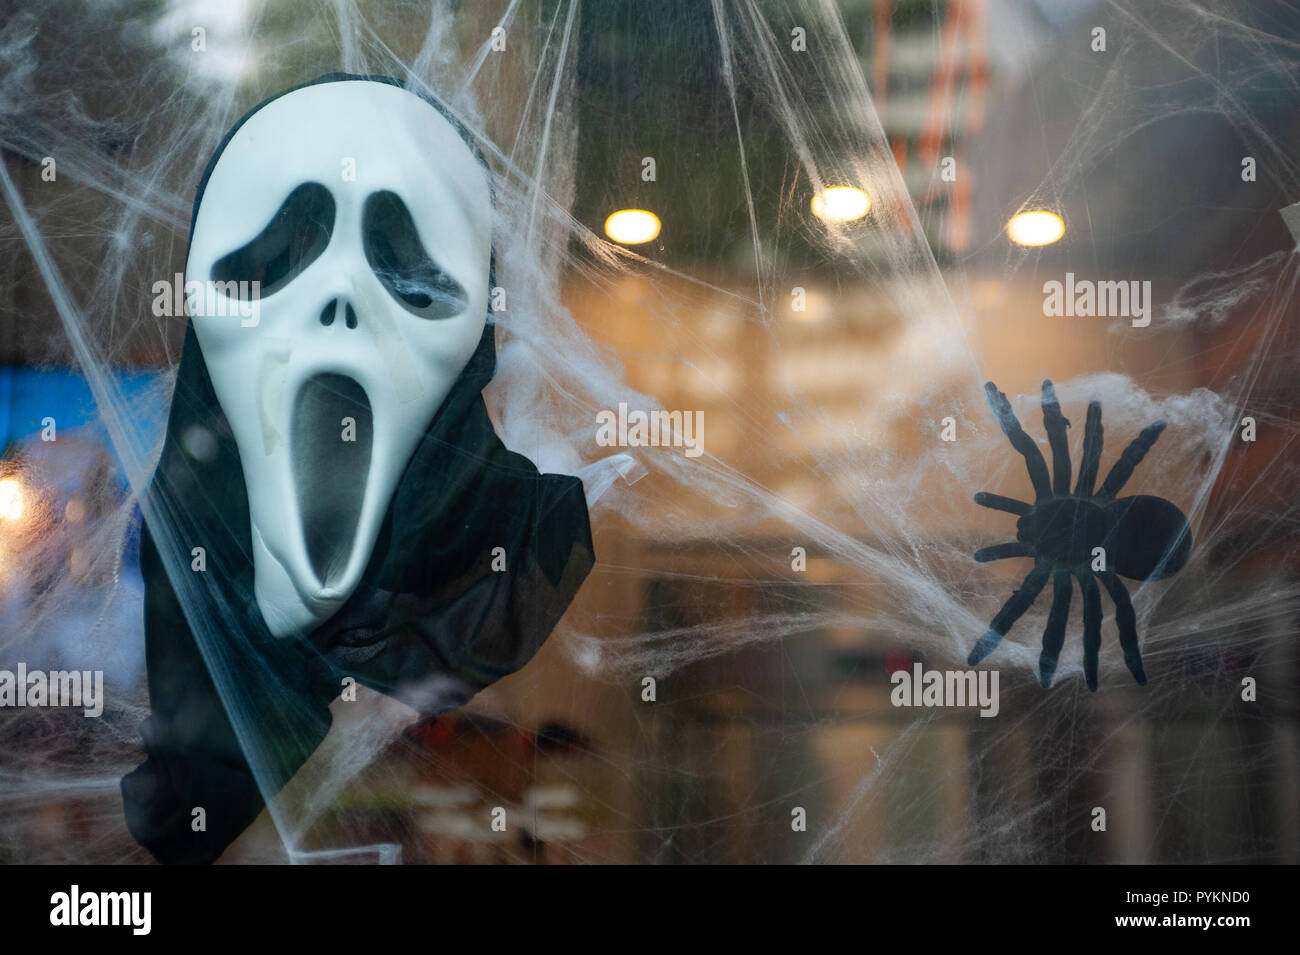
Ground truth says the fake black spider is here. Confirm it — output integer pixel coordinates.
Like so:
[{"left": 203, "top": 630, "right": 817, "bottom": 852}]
[{"left": 967, "top": 380, "right": 1192, "bottom": 690}]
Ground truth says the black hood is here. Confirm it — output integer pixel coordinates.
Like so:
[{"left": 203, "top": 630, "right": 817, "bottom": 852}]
[{"left": 121, "top": 75, "right": 594, "bottom": 865}]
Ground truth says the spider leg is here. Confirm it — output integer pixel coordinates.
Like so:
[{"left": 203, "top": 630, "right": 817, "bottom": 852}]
[
  {"left": 983, "top": 382, "right": 1052, "bottom": 501},
  {"left": 1097, "top": 420, "right": 1168, "bottom": 500},
  {"left": 974, "top": 491, "right": 1030, "bottom": 515},
  {"left": 1074, "top": 398, "right": 1103, "bottom": 497},
  {"left": 1040, "top": 380, "right": 1072, "bottom": 495},
  {"left": 1038, "top": 570, "right": 1073, "bottom": 688},
  {"left": 968, "top": 562, "right": 1051, "bottom": 666},
  {"left": 1100, "top": 573, "right": 1148, "bottom": 685},
  {"left": 1080, "top": 573, "right": 1102, "bottom": 691},
  {"left": 974, "top": 542, "right": 1032, "bottom": 562}
]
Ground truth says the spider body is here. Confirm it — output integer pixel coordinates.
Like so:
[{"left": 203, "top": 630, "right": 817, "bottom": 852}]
[
  {"left": 1014, "top": 496, "right": 1109, "bottom": 570},
  {"left": 1012, "top": 494, "right": 1189, "bottom": 578},
  {"left": 968, "top": 380, "right": 1192, "bottom": 690}
]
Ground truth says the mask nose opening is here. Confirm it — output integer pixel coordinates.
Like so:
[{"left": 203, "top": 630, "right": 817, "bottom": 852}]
[
  {"left": 291, "top": 372, "right": 373, "bottom": 590},
  {"left": 319, "top": 299, "right": 360, "bottom": 328}
]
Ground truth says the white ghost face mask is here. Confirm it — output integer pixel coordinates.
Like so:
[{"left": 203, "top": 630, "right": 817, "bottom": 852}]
[{"left": 185, "top": 80, "right": 493, "bottom": 637}]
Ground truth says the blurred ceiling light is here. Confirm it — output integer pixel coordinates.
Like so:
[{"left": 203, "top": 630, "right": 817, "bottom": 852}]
[
  {"left": 1007, "top": 210, "right": 1065, "bottom": 246},
  {"left": 0, "top": 479, "right": 24, "bottom": 521},
  {"left": 604, "top": 209, "right": 661, "bottom": 245},
  {"left": 811, "top": 186, "right": 870, "bottom": 223}
]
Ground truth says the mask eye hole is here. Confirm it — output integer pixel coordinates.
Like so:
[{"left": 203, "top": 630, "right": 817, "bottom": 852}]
[
  {"left": 363, "top": 190, "right": 468, "bottom": 318},
  {"left": 211, "top": 183, "right": 334, "bottom": 297}
]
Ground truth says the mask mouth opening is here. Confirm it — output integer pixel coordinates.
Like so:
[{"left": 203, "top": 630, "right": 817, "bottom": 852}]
[{"left": 291, "top": 372, "right": 373, "bottom": 591}]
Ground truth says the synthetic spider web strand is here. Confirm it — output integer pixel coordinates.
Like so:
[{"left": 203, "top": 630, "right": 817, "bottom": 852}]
[
  {"left": 0, "top": 26, "right": 485, "bottom": 866},
  {"left": 4, "top": 0, "right": 1299, "bottom": 865},
  {"left": 709, "top": 0, "right": 768, "bottom": 319},
  {"left": 1, "top": 148, "right": 321, "bottom": 860},
  {"left": 967, "top": 380, "right": 1163, "bottom": 689}
]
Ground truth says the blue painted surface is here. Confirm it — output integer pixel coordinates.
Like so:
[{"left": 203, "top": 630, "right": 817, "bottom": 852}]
[
  {"left": 0, "top": 366, "right": 168, "bottom": 577},
  {"left": 0, "top": 364, "right": 167, "bottom": 457}
]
